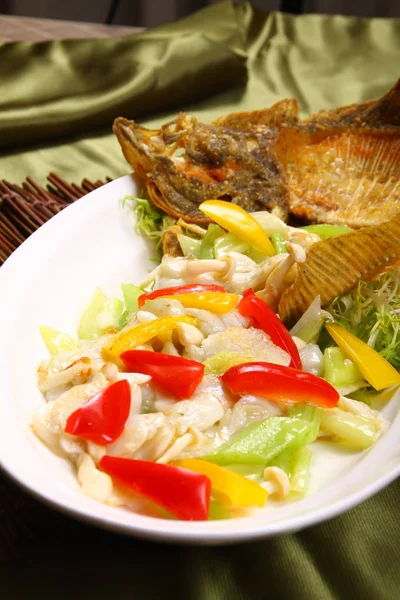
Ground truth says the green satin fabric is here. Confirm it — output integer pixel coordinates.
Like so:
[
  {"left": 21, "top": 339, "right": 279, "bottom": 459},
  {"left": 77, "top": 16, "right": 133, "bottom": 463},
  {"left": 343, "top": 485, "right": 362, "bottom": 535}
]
[
  {"left": 1, "top": 2, "right": 400, "bottom": 597},
  {"left": 0, "top": 1, "right": 399, "bottom": 181}
]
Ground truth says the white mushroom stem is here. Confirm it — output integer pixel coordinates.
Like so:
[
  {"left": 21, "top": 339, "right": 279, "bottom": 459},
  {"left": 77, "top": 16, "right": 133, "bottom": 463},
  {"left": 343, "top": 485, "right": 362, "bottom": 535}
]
[
  {"left": 185, "top": 259, "right": 228, "bottom": 276},
  {"left": 263, "top": 467, "right": 291, "bottom": 500}
]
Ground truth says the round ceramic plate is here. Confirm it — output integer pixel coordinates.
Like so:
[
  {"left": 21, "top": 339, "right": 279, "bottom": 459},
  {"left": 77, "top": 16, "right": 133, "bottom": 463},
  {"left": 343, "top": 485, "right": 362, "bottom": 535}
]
[{"left": 1, "top": 174, "right": 399, "bottom": 545}]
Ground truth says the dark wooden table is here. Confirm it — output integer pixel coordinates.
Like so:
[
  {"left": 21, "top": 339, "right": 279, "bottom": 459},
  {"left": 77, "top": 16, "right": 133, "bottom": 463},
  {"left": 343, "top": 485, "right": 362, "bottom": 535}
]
[{"left": 0, "top": 14, "right": 141, "bottom": 42}]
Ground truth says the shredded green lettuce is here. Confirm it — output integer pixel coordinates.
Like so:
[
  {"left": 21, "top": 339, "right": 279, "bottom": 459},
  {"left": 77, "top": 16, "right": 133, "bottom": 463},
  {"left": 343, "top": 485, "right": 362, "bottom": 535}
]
[
  {"left": 329, "top": 268, "right": 400, "bottom": 367},
  {"left": 124, "top": 196, "right": 176, "bottom": 258}
]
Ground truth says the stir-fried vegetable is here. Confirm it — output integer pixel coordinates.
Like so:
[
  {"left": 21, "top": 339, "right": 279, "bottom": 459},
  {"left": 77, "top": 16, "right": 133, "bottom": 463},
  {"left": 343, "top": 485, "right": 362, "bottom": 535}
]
[
  {"left": 100, "top": 456, "right": 211, "bottom": 521},
  {"left": 317, "top": 407, "right": 378, "bottom": 449},
  {"left": 268, "top": 446, "right": 313, "bottom": 496},
  {"left": 323, "top": 346, "right": 363, "bottom": 387},
  {"left": 271, "top": 232, "right": 288, "bottom": 254},
  {"left": 173, "top": 459, "right": 268, "bottom": 508},
  {"left": 199, "top": 224, "right": 224, "bottom": 259},
  {"left": 160, "top": 292, "right": 239, "bottom": 314},
  {"left": 130, "top": 196, "right": 175, "bottom": 256},
  {"left": 206, "top": 416, "right": 319, "bottom": 466},
  {"left": 34, "top": 197, "right": 400, "bottom": 522},
  {"left": 101, "top": 315, "right": 198, "bottom": 364},
  {"left": 39, "top": 325, "right": 77, "bottom": 355},
  {"left": 290, "top": 296, "right": 328, "bottom": 344},
  {"left": 121, "top": 283, "right": 144, "bottom": 313},
  {"left": 78, "top": 287, "right": 124, "bottom": 340},
  {"left": 238, "top": 289, "right": 302, "bottom": 369},
  {"left": 326, "top": 323, "right": 400, "bottom": 391},
  {"left": 199, "top": 200, "right": 275, "bottom": 256},
  {"left": 300, "top": 224, "right": 352, "bottom": 238},
  {"left": 221, "top": 362, "right": 339, "bottom": 408},
  {"left": 65, "top": 380, "right": 131, "bottom": 445},
  {"left": 329, "top": 268, "right": 400, "bottom": 368},
  {"left": 121, "top": 350, "right": 204, "bottom": 399},
  {"left": 138, "top": 284, "right": 225, "bottom": 308}
]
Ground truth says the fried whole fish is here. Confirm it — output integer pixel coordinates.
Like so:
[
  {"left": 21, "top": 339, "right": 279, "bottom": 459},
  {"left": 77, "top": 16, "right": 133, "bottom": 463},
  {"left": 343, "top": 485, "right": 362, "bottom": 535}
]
[
  {"left": 113, "top": 79, "right": 400, "bottom": 227},
  {"left": 113, "top": 114, "right": 289, "bottom": 224}
]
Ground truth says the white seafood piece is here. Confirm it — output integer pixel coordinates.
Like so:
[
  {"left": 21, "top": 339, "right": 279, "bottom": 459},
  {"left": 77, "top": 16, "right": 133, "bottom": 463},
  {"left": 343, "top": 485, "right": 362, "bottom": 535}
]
[
  {"left": 38, "top": 335, "right": 113, "bottom": 375},
  {"left": 107, "top": 412, "right": 172, "bottom": 460},
  {"left": 38, "top": 358, "right": 92, "bottom": 392},
  {"left": 77, "top": 453, "right": 113, "bottom": 502},
  {"left": 32, "top": 373, "right": 110, "bottom": 454},
  {"left": 299, "top": 344, "right": 324, "bottom": 376},
  {"left": 338, "top": 395, "right": 387, "bottom": 431},
  {"left": 185, "top": 308, "right": 231, "bottom": 337},
  {"left": 201, "top": 326, "right": 290, "bottom": 366},
  {"left": 163, "top": 392, "right": 225, "bottom": 435},
  {"left": 141, "top": 297, "right": 186, "bottom": 318},
  {"left": 34, "top": 373, "right": 109, "bottom": 436},
  {"left": 228, "top": 396, "right": 284, "bottom": 436},
  {"left": 287, "top": 226, "right": 320, "bottom": 249}
]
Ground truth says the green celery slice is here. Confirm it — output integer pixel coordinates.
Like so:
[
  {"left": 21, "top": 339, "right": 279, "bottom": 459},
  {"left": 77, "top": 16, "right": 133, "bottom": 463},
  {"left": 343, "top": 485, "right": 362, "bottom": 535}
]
[
  {"left": 199, "top": 224, "right": 225, "bottom": 259},
  {"left": 301, "top": 224, "right": 352, "bottom": 239},
  {"left": 317, "top": 407, "right": 377, "bottom": 448},
  {"left": 78, "top": 287, "right": 124, "bottom": 340},
  {"left": 204, "top": 417, "right": 318, "bottom": 466},
  {"left": 271, "top": 232, "right": 288, "bottom": 254},
  {"left": 39, "top": 325, "right": 77, "bottom": 355},
  {"left": 177, "top": 234, "right": 201, "bottom": 258},
  {"left": 121, "top": 283, "right": 144, "bottom": 314},
  {"left": 323, "top": 346, "right": 363, "bottom": 387}
]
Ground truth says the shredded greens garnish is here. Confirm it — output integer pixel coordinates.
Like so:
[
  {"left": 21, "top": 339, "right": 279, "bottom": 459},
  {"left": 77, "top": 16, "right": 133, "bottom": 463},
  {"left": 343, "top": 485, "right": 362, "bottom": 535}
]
[
  {"left": 123, "top": 196, "right": 176, "bottom": 259},
  {"left": 329, "top": 267, "right": 400, "bottom": 367}
]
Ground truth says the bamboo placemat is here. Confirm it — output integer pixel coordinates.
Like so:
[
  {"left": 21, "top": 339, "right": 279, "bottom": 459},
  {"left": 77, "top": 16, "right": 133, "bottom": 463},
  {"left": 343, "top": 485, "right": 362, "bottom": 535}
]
[{"left": 0, "top": 173, "right": 111, "bottom": 264}]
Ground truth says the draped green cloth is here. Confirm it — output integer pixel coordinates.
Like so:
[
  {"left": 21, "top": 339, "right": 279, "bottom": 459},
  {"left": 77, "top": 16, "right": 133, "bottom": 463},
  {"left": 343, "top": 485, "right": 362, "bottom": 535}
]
[{"left": 1, "top": 2, "right": 400, "bottom": 597}]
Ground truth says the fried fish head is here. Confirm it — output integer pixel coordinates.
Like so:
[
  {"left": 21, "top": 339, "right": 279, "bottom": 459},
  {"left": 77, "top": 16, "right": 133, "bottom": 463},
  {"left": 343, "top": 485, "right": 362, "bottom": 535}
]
[{"left": 113, "top": 114, "right": 290, "bottom": 224}]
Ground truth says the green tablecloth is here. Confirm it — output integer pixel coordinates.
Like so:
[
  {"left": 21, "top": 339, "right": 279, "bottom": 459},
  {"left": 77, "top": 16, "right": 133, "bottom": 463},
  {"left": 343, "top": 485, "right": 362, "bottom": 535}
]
[{"left": 1, "top": 2, "right": 399, "bottom": 597}]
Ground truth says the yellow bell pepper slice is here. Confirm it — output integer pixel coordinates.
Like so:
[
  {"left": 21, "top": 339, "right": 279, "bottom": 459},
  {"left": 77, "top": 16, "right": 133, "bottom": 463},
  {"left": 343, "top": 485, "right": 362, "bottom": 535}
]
[
  {"left": 326, "top": 323, "right": 400, "bottom": 391},
  {"left": 39, "top": 325, "right": 77, "bottom": 355},
  {"left": 102, "top": 315, "right": 198, "bottom": 364},
  {"left": 163, "top": 292, "right": 239, "bottom": 314},
  {"left": 199, "top": 199, "right": 275, "bottom": 256},
  {"left": 173, "top": 458, "right": 268, "bottom": 508}
]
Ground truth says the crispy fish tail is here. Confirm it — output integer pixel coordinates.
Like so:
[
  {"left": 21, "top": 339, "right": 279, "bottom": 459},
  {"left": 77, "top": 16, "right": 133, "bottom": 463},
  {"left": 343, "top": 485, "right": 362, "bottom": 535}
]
[{"left": 278, "top": 211, "right": 400, "bottom": 327}]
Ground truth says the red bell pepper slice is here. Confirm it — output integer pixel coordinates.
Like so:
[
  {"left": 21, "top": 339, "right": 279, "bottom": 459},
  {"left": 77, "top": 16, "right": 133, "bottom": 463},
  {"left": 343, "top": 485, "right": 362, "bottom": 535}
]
[
  {"left": 121, "top": 350, "right": 205, "bottom": 400},
  {"left": 65, "top": 379, "right": 131, "bottom": 445},
  {"left": 138, "top": 284, "right": 225, "bottom": 308},
  {"left": 238, "top": 289, "right": 302, "bottom": 369},
  {"left": 221, "top": 362, "right": 339, "bottom": 408},
  {"left": 99, "top": 456, "right": 211, "bottom": 521}
]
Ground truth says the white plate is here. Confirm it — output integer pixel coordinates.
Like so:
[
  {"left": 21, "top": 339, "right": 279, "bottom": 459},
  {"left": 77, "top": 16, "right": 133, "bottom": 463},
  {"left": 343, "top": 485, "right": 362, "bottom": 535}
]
[{"left": 1, "top": 174, "right": 399, "bottom": 545}]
